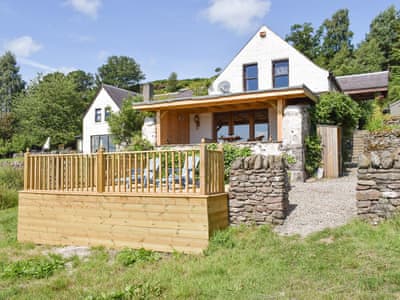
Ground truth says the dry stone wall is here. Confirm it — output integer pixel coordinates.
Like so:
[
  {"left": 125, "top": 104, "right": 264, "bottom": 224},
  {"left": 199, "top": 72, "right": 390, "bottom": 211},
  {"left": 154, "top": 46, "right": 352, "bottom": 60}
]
[
  {"left": 357, "top": 131, "right": 400, "bottom": 222},
  {"left": 229, "top": 154, "right": 289, "bottom": 225}
]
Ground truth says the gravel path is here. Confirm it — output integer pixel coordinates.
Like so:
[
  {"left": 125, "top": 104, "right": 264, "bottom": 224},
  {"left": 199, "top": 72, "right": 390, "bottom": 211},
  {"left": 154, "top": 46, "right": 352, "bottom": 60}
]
[{"left": 275, "top": 171, "right": 357, "bottom": 237}]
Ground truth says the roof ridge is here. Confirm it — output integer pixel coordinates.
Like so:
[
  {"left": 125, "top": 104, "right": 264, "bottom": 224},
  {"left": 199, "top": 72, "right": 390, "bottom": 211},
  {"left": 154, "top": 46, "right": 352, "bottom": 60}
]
[
  {"left": 102, "top": 84, "right": 137, "bottom": 94},
  {"left": 336, "top": 71, "right": 389, "bottom": 79}
]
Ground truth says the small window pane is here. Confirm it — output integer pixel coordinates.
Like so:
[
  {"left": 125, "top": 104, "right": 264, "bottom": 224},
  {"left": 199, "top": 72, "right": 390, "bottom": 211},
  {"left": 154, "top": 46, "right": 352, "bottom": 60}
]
[
  {"left": 246, "top": 79, "right": 258, "bottom": 91},
  {"left": 274, "top": 76, "right": 289, "bottom": 88},
  {"left": 245, "top": 64, "right": 258, "bottom": 78},
  {"left": 234, "top": 124, "right": 250, "bottom": 142},
  {"left": 274, "top": 61, "right": 289, "bottom": 76},
  {"left": 255, "top": 123, "right": 268, "bottom": 141},
  {"left": 273, "top": 60, "right": 289, "bottom": 88},
  {"left": 95, "top": 108, "right": 101, "bottom": 122},
  {"left": 105, "top": 107, "right": 111, "bottom": 121},
  {"left": 244, "top": 64, "right": 258, "bottom": 91}
]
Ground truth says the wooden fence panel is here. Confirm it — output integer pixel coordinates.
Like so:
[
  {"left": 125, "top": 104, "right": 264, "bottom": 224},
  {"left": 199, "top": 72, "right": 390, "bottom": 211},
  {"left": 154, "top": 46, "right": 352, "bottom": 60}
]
[{"left": 23, "top": 144, "right": 224, "bottom": 195}]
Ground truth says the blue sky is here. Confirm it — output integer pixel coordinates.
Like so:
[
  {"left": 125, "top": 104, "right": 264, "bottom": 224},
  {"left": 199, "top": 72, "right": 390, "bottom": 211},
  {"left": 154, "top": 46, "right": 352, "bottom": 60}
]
[{"left": 0, "top": 0, "right": 397, "bottom": 84}]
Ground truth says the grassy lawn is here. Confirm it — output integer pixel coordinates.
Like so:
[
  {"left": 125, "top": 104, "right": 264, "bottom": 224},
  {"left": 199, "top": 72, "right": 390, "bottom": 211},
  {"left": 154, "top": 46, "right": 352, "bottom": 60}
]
[{"left": 0, "top": 207, "right": 400, "bottom": 299}]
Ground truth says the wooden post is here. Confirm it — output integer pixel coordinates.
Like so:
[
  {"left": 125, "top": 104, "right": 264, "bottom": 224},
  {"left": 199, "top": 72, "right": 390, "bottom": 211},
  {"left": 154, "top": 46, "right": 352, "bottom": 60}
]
[
  {"left": 156, "top": 111, "right": 161, "bottom": 146},
  {"left": 97, "top": 147, "right": 105, "bottom": 192},
  {"left": 277, "top": 98, "right": 284, "bottom": 142},
  {"left": 199, "top": 139, "right": 208, "bottom": 195},
  {"left": 24, "top": 148, "right": 30, "bottom": 191},
  {"left": 217, "top": 143, "right": 224, "bottom": 193}
]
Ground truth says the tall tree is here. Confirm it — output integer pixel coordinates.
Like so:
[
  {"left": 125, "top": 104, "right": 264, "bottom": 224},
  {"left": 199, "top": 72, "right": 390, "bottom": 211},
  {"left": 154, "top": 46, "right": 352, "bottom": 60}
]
[
  {"left": 366, "top": 5, "right": 400, "bottom": 69},
  {"left": 318, "top": 9, "right": 354, "bottom": 67},
  {"left": 285, "top": 23, "right": 320, "bottom": 60},
  {"left": 328, "top": 45, "right": 354, "bottom": 76},
  {"left": 0, "top": 51, "right": 25, "bottom": 114},
  {"left": 166, "top": 72, "right": 178, "bottom": 92},
  {"left": 389, "top": 21, "right": 400, "bottom": 102},
  {"left": 348, "top": 38, "right": 386, "bottom": 74},
  {"left": 66, "top": 70, "right": 96, "bottom": 109},
  {"left": 13, "top": 72, "right": 84, "bottom": 150},
  {"left": 96, "top": 56, "right": 145, "bottom": 91}
]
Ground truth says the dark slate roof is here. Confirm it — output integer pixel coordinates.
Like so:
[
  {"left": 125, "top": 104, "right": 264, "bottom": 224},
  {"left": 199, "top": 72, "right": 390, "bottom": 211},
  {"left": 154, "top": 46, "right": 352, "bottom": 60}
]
[
  {"left": 336, "top": 71, "right": 389, "bottom": 92},
  {"left": 102, "top": 84, "right": 138, "bottom": 108}
]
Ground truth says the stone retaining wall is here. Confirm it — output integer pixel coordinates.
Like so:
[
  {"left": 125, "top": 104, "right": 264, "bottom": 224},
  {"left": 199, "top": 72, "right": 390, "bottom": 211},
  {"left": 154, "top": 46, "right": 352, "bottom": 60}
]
[
  {"left": 229, "top": 155, "right": 289, "bottom": 225},
  {"left": 357, "top": 132, "right": 400, "bottom": 222}
]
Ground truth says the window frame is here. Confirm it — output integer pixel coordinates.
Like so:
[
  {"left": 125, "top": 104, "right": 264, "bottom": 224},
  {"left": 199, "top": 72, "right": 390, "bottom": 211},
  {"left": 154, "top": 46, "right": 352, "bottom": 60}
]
[
  {"left": 104, "top": 107, "right": 111, "bottom": 121},
  {"left": 243, "top": 63, "right": 259, "bottom": 91},
  {"left": 95, "top": 108, "right": 102, "bottom": 123},
  {"left": 272, "top": 59, "right": 289, "bottom": 88},
  {"left": 214, "top": 109, "right": 269, "bottom": 142},
  {"left": 90, "top": 134, "right": 116, "bottom": 152}
]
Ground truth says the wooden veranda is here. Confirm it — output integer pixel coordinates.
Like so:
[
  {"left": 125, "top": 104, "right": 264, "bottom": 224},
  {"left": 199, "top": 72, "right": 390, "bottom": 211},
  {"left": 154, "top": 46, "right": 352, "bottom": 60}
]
[{"left": 18, "top": 143, "right": 228, "bottom": 253}]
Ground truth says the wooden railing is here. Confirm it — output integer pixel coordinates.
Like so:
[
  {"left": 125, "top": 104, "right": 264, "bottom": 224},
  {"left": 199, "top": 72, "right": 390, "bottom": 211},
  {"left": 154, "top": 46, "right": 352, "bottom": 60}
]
[{"left": 23, "top": 143, "right": 225, "bottom": 195}]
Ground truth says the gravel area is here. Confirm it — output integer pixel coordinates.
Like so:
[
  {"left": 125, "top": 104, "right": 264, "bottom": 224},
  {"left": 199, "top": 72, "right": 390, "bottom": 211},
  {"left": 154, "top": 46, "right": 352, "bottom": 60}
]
[{"left": 275, "top": 170, "right": 357, "bottom": 237}]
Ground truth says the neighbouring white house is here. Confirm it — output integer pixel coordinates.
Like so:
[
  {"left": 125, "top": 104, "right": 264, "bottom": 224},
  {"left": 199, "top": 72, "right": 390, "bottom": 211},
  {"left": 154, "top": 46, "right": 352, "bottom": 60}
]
[{"left": 82, "top": 84, "right": 138, "bottom": 153}]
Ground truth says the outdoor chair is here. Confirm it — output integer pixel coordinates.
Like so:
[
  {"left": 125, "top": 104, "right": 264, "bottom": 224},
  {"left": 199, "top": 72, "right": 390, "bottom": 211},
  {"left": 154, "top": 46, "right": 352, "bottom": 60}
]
[{"left": 165, "top": 155, "right": 200, "bottom": 189}]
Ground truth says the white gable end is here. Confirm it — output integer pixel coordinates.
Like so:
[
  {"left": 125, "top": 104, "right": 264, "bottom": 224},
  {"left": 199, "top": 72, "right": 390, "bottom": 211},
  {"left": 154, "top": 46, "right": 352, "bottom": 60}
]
[
  {"left": 209, "top": 26, "right": 331, "bottom": 95},
  {"left": 82, "top": 88, "right": 120, "bottom": 153}
]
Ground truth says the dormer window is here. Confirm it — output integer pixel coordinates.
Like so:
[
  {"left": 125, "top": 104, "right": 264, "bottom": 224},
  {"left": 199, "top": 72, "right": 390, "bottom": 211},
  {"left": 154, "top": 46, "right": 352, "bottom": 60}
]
[
  {"left": 273, "top": 60, "right": 289, "bottom": 88},
  {"left": 243, "top": 64, "right": 258, "bottom": 91}
]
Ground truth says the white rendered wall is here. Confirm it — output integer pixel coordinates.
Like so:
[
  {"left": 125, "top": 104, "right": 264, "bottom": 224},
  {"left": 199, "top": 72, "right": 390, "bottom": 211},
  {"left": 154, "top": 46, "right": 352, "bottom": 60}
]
[
  {"left": 209, "top": 25, "right": 331, "bottom": 95},
  {"left": 82, "top": 88, "right": 120, "bottom": 153},
  {"left": 189, "top": 113, "right": 213, "bottom": 144}
]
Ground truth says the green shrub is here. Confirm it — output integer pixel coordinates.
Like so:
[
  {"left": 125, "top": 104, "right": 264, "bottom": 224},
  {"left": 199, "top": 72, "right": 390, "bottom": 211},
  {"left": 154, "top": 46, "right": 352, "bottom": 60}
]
[
  {"left": 116, "top": 248, "right": 160, "bottom": 266},
  {"left": 0, "top": 185, "right": 18, "bottom": 210},
  {"left": 0, "top": 166, "right": 23, "bottom": 209},
  {"left": 358, "top": 100, "right": 374, "bottom": 129},
  {"left": 208, "top": 143, "right": 252, "bottom": 182},
  {"left": 0, "top": 166, "right": 23, "bottom": 190},
  {"left": 283, "top": 153, "right": 296, "bottom": 165},
  {"left": 0, "top": 254, "right": 65, "bottom": 279},
  {"left": 126, "top": 134, "right": 154, "bottom": 151},
  {"left": 315, "top": 92, "right": 361, "bottom": 135},
  {"left": 305, "top": 135, "right": 322, "bottom": 177},
  {"left": 365, "top": 101, "right": 395, "bottom": 132}
]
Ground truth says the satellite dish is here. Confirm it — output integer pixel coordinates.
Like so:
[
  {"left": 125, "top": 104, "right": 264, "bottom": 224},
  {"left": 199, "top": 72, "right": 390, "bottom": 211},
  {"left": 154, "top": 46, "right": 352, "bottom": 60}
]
[{"left": 218, "top": 81, "right": 231, "bottom": 94}]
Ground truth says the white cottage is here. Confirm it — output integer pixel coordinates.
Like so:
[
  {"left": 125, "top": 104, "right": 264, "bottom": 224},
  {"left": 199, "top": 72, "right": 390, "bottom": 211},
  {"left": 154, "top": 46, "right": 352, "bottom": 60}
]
[{"left": 82, "top": 84, "right": 138, "bottom": 153}]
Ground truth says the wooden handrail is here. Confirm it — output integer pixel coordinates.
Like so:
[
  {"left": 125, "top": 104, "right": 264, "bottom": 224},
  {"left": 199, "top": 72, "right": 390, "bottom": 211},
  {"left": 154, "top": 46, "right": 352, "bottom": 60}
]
[{"left": 23, "top": 145, "right": 224, "bottom": 195}]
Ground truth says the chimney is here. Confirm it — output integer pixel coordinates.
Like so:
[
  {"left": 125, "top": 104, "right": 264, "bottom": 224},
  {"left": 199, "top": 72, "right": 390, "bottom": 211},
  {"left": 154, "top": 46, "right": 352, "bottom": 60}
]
[{"left": 141, "top": 83, "right": 154, "bottom": 101}]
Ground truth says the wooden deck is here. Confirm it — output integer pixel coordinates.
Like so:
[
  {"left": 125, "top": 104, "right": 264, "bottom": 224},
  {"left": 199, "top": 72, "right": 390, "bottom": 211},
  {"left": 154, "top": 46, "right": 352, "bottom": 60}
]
[{"left": 18, "top": 144, "right": 229, "bottom": 253}]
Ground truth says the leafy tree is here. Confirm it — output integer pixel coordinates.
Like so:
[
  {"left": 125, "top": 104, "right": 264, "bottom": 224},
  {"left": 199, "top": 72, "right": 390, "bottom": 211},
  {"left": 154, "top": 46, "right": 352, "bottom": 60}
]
[
  {"left": 12, "top": 72, "right": 84, "bottom": 150},
  {"left": 389, "top": 20, "right": 400, "bottom": 102},
  {"left": 315, "top": 92, "right": 361, "bottom": 132},
  {"left": 166, "top": 72, "right": 178, "bottom": 92},
  {"left": 0, "top": 51, "right": 25, "bottom": 114},
  {"left": 328, "top": 45, "right": 354, "bottom": 76},
  {"left": 318, "top": 9, "right": 354, "bottom": 67},
  {"left": 285, "top": 23, "right": 320, "bottom": 60},
  {"left": 349, "top": 38, "right": 386, "bottom": 74},
  {"left": 66, "top": 70, "right": 96, "bottom": 109},
  {"left": 107, "top": 95, "right": 145, "bottom": 146},
  {"left": 366, "top": 5, "right": 400, "bottom": 69},
  {"left": 96, "top": 56, "right": 145, "bottom": 91}
]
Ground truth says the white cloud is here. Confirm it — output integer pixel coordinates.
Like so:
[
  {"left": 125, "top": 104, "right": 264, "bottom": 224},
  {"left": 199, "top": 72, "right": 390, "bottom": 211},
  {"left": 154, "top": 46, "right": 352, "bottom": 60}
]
[
  {"left": 203, "top": 0, "right": 271, "bottom": 34},
  {"left": 4, "top": 36, "right": 42, "bottom": 57},
  {"left": 19, "top": 58, "right": 76, "bottom": 74},
  {"left": 66, "top": 0, "right": 102, "bottom": 18},
  {"left": 69, "top": 34, "right": 96, "bottom": 43}
]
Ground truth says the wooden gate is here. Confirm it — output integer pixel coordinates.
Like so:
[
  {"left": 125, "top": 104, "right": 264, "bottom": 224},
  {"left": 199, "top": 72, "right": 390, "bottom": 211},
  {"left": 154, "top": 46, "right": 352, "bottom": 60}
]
[{"left": 317, "top": 125, "right": 342, "bottom": 178}]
